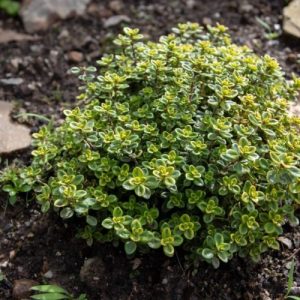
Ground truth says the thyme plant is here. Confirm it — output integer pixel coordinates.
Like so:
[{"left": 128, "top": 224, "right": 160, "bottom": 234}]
[{"left": 1, "top": 23, "right": 300, "bottom": 267}]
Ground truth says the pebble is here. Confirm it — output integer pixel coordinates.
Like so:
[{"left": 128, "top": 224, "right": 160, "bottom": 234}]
[
  {"left": 278, "top": 236, "right": 293, "bottom": 249},
  {"left": 0, "top": 101, "right": 32, "bottom": 153},
  {"left": 12, "top": 279, "right": 38, "bottom": 300},
  {"left": 109, "top": 0, "right": 123, "bottom": 13},
  {"left": 291, "top": 287, "right": 300, "bottom": 296},
  {"left": 103, "top": 15, "right": 131, "bottom": 28},
  {"left": 239, "top": 0, "right": 254, "bottom": 13},
  {"left": 10, "top": 58, "right": 22, "bottom": 70},
  {"left": 202, "top": 17, "right": 212, "bottom": 26},
  {"left": 43, "top": 270, "right": 54, "bottom": 279},
  {"left": 186, "top": 0, "right": 196, "bottom": 9},
  {"left": 20, "top": 0, "right": 92, "bottom": 33},
  {"left": 68, "top": 51, "right": 84, "bottom": 63},
  {"left": 283, "top": 0, "right": 300, "bottom": 38},
  {"left": 9, "top": 250, "right": 16, "bottom": 260},
  {"left": 0, "top": 78, "right": 24, "bottom": 85}
]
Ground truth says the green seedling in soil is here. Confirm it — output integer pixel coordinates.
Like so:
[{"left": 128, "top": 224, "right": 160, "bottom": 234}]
[
  {"left": 0, "top": 0, "right": 19, "bottom": 16},
  {"left": 1, "top": 23, "right": 300, "bottom": 267},
  {"left": 15, "top": 112, "right": 52, "bottom": 124},
  {"left": 285, "top": 259, "right": 300, "bottom": 300},
  {"left": 0, "top": 270, "right": 4, "bottom": 282},
  {"left": 31, "top": 284, "right": 87, "bottom": 300},
  {"left": 256, "top": 17, "right": 281, "bottom": 40}
]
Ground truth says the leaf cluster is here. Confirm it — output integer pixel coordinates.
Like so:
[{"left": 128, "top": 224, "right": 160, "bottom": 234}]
[{"left": 1, "top": 23, "right": 300, "bottom": 267}]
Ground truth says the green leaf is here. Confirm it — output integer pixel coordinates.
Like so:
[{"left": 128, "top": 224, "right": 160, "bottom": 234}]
[
  {"left": 113, "top": 207, "right": 123, "bottom": 217},
  {"left": 54, "top": 199, "right": 68, "bottom": 207},
  {"left": 31, "top": 294, "right": 68, "bottom": 300},
  {"left": 86, "top": 215, "right": 98, "bottom": 226},
  {"left": 124, "top": 241, "right": 137, "bottom": 255},
  {"left": 31, "top": 285, "right": 68, "bottom": 294},
  {"left": 217, "top": 251, "right": 229, "bottom": 263},
  {"left": 122, "top": 180, "right": 135, "bottom": 190},
  {"left": 60, "top": 207, "right": 74, "bottom": 219},
  {"left": 264, "top": 222, "right": 276, "bottom": 234},
  {"left": 214, "top": 233, "right": 224, "bottom": 245},
  {"left": 202, "top": 248, "right": 214, "bottom": 259},
  {"left": 163, "top": 244, "right": 174, "bottom": 257},
  {"left": 288, "top": 166, "right": 300, "bottom": 178},
  {"left": 101, "top": 218, "right": 113, "bottom": 229}
]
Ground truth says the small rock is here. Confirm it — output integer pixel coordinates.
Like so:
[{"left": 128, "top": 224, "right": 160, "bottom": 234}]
[
  {"left": 0, "top": 101, "right": 31, "bottom": 153},
  {"left": 103, "top": 15, "right": 131, "bottom": 28},
  {"left": 239, "top": 0, "right": 254, "bottom": 13},
  {"left": 87, "top": 3, "right": 112, "bottom": 18},
  {"left": 0, "top": 260, "right": 9, "bottom": 268},
  {"left": 9, "top": 250, "right": 16, "bottom": 260},
  {"left": 186, "top": 0, "right": 196, "bottom": 9},
  {"left": 289, "top": 101, "right": 300, "bottom": 117},
  {"left": 283, "top": 0, "right": 300, "bottom": 38},
  {"left": 109, "top": 0, "right": 123, "bottom": 13},
  {"left": 0, "top": 29, "right": 38, "bottom": 44},
  {"left": 162, "top": 278, "right": 168, "bottom": 285},
  {"left": 0, "top": 78, "right": 24, "bottom": 85},
  {"left": 291, "top": 287, "right": 300, "bottom": 296},
  {"left": 58, "top": 29, "right": 70, "bottom": 39},
  {"left": 12, "top": 279, "right": 38, "bottom": 300},
  {"left": 80, "top": 257, "right": 105, "bottom": 289},
  {"left": 202, "top": 17, "right": 212, "bottom": 26},
  {"left": 20, "top": 0, "right": 92, "bottom": 33},
  {"left": 131, "top": 258, "right": 142, "bottom": 270},
  {"left": 43, "top": 270, "right": 53, "bottom": 279},
  {"left": 278, "top": 236, "right": 293, "bottom": 249},
  {"left": 10, "top": 58, "right": 23, "bottom": 70},
  {"left": 68, "top": 51, "right": 84, "bottom": 63}
]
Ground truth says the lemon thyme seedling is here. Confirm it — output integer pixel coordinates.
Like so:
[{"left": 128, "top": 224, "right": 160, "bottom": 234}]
[{"left": 1, "top": 23, "right": 300, "bottom": 267}]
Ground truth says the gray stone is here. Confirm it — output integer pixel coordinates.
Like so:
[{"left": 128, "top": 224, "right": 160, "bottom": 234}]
[
  {"left": 108, "top": 0, "right": 124, "bottom": 13},
  {"left": 0, "top": 101, "right": 31, "bottom": 153},
  {"left": 277, "top": 236, "right": 293, "bottom": 249},
  {"left": 103, "top": 15, "right": 131, "bottom": 28},
  {"left": 0, "top": 78, "right": 24, "bottom": 85},
  {"left": 20, "top": 0, "right": 91, "bottom": 33},
  {"left": 289, "top": 100, "right": 300, "bottom": 117},
  {"left": 43, "top": 270, "right": 54, "bottom": 279},
  {"left": 239, "top": 0, "right": 253, "bottom": 13},
  {"left": 283, "top": 0, "right": 300, "bottom": 38}
]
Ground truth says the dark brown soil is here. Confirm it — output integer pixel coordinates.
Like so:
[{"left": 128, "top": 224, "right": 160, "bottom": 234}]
[{"left": 0, "top": 0, "right": 300, "bottom": 299}]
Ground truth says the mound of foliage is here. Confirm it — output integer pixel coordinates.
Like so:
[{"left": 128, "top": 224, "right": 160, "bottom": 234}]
[{"left": 1, "top": 23, "right": 300, "bottom": 267}]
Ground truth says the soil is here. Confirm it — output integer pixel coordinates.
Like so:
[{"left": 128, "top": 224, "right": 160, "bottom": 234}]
[{"left": 0, "top": 0, "right": 300, "bottom": 299}]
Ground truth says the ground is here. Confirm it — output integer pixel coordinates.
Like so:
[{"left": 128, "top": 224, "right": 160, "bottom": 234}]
[{"left": 0, "top": 0, "right": 300, "bottom": 299}]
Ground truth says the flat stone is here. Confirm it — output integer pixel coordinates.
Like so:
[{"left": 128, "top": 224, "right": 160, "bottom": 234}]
[
  {"left": 20, "top": 0, "right": 91, "bottom": 33},
  {"left": 277, "top": 236, "right": 293, "bottom": 249},
  {"left": 12, "top": 279, "right": 38, "bottom": 299},
  {"left": 103, "top": 15, "right": 131, "bottom": 28},
  {"left": 283, "top": 0, "right": 300, "bottom": 38},
  {"left": 0, "top": 101, "right": 31, "bottom": 153},
  {"left": 108, "top": 0, "right": 124, "bottom": 13},
  {"left": 0, "top": 78, "right": 24, "bottom": 85},
  {"left": 289, "top": 100, "right": 300, "bottom": 117},
  {"left": 68, "top": 51, "right": 84, "bottom": 63},
  {"left": 0, "top": 29, "right": 38, "bottom": 44}
]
